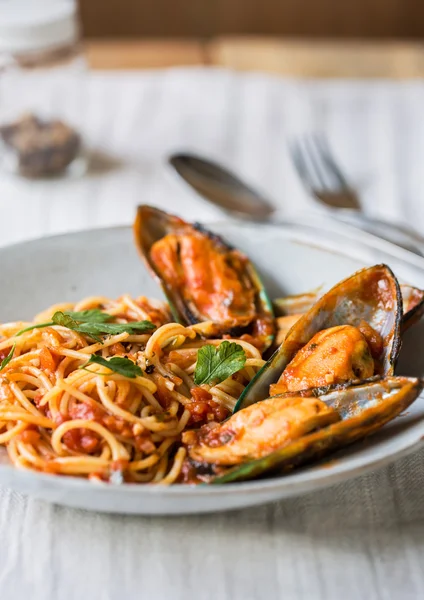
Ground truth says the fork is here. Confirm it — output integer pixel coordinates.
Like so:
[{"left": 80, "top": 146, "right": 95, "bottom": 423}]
[{"left": 290, "top": 133, "right": 424, "bottom": 256}]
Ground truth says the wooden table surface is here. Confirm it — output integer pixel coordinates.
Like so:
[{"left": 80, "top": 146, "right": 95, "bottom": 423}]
[{"left": 84, "top": 36, "right": 424, "bottom": 77}]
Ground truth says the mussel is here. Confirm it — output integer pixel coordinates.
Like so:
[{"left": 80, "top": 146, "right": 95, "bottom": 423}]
[
  {"left": 182, "top": 376, "right": 422, "bottom": 483},
  {"left": 274, "top": 283, "right": 424, "bottom": 342},
  {"left": 134, "top": 205, "right": 275, "bottom": 351},
  {"left": 236, "top": 264, "right": 402, "bottom": 411}
]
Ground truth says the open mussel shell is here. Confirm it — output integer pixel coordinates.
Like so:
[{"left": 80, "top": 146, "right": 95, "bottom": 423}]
[
  {"left": 401, "top": 284, "right": 424, "bottom": 332},
  {"left": 134, "top": 205, "right": 188, "bottom": 322},
  {"left": 236, "top": 264, "right": 402, "bottom": 411},
  {"left": 133, "top": 205, "right": 275, "bottom": 349},
  {"left": 273, "top": 283, "right": 424, "bottom": 334},
  {"left": 211, "top": 376, "right": 422, "bottom": 484}
]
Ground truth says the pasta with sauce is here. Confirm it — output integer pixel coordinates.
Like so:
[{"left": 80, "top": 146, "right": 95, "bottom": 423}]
[{"left": 0, "top": 295, "right": 265, "bottom": 484}]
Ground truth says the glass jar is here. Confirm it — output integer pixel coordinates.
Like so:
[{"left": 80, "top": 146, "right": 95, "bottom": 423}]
[
  {"left": 0, "top": 1, "right": 87, "bottom": 178},
  {"left": 0, "top": 0, "right": 84, "bottom": 71}
]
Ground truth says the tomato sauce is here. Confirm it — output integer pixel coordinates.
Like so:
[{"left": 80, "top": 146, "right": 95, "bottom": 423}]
[{"left": 186, "top": 387, "right": 229, "bottom": 425}]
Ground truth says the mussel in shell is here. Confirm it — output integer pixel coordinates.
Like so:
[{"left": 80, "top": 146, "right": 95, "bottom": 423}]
[
  {"left": 133, "top": 205, "right": 275, "bottom": 351},
  {"left": 236, "top": 264, "right": 402, "bottom": 411},
  {"left": 274, "top": 283, "right": 424, "bottom": 342},
  {"left": 182, "top": 376, "right": 422, "bottom": 484}
]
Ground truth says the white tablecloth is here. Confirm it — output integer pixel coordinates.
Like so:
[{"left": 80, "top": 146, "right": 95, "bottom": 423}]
[{"left": 1, "top": 68, "right": 424, "bottom": 600}]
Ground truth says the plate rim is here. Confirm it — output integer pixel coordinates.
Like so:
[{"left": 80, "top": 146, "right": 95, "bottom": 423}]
[{"left": 0, "top": 427, "right": 423, "bottom": 498}]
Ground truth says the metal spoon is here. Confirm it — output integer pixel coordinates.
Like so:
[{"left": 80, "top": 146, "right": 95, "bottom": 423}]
[
  {"left": 168, "top": 151, "right": 424, "bottom": 256},
  {"left": 169, "top": 153, "right": 275, "bottom": 221}
]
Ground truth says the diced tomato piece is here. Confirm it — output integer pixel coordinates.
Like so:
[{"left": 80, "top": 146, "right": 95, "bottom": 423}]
[
  {"left": 108, "top": 343, "right": 126, "bottom": 356},
  {"left": 20, "top": 428, "right": 41, "bottom": 444},
  {"left": 186, "top": 397, "right": 229, "bottom": 426},
  {"left": 190, "top": 386, "right": 213, "bottom": 402},
  {"left": 39, "top": 347, "right": 60, "bottom": 372},
  {"left": 63, "top": 429, "right": 100, "bottom": 453},
  {"left": 68, "top": 402, "right": 104, "bottom": 421}
]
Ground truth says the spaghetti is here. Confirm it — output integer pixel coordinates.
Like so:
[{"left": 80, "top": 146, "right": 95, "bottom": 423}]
[{"left": 0, "top": 295, "right": 265, "bottom": 485}]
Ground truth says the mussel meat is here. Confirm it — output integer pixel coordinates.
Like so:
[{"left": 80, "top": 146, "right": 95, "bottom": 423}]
[
  {"left": 182, "top": 376, "right": 422, "bottom": 483},
  {"left": 236, "top": 264, "right": 402, "bottom": 411},
  {"left": 134, "top": 205, "right": 275, "bottom": 351}
]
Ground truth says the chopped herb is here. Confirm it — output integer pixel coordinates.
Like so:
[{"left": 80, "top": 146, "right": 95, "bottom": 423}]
[
  {"left": 0, "top": 344, "right": 15, "bottom": 371},
  {"left": 81, "top": 354, "right": 143, "bottom": 378},
  {"left": 194, "top": 341, "right": 246, "bottom": 386}
]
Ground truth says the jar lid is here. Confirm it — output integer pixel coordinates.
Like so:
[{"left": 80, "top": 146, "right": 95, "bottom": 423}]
[{"left": 0, "top": 0, "right": 78, "bottom": 54}]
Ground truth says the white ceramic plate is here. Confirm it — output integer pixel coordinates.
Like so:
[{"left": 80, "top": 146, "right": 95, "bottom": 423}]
[{"left": 1, "top": 219, "right": 424, "bottom": 515}]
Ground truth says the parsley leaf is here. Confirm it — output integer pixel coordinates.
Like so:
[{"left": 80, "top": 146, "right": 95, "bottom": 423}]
[
  {"left": 50, "top": 311, "right": 102, "bottom": 342},
  {"left": 194, "top": 341, "right": 246, "bottom": 386},
  {"left": 65, "top": 309, "right": 112, "bottom": 323},
  {"left": 16, "top": 308, "right": 112, "bottom": 336},
  {"left": 0, "top": 344, "right": 15, "bottom": 371},
  {"left": 75, "top": 320, "right": 156, "bottom": 337},
  {"left": 52, "top": 311, "right": 80, "bottom": 329},
  {"left": 52, "top": 312, "right": 155, "bottom": 339},
  {"left": 82, "top": 354, "right": 143, "bottom": 378},
  {"left": 16, "top": 310, "right": 156, "bottom": 342}
]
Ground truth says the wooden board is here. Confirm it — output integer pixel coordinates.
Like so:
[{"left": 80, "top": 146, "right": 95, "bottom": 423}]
[
  {"left": 84, "top": 37, "right": 424, "bottom": 78},
  {"left": 85, "top": 39, "right": 205, "bottom": 69},
  {"left": 208, "top": 37, "right": 424, "bottom": 78}
]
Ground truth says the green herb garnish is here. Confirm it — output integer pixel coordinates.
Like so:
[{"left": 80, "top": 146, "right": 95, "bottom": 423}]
[
  {"left": 16, "top": 322, "right": 55, "bottom": 336},
  {"left": 52, "top": 311, "right": 81, "bottom": 328},
  {"left": 82, "top": 354, "right": 143, "bottom": 379},
  {"left": 0, "top": 344, "right": 15, "bottom": 371},
  {"left": 74, "top": 320, "right": 156, "bottom": 338},
  {"left": 194, "top": 341, "right": 246, "bottom": 386},
  {"left": 16, "top": 308, "right": 112, "bottom": 336},
  {"left": 64, "top": 309, "right": 112, "bottom": 323},
  {"left": 16, "top": 309, "right": 155, "bottom": 341}
]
